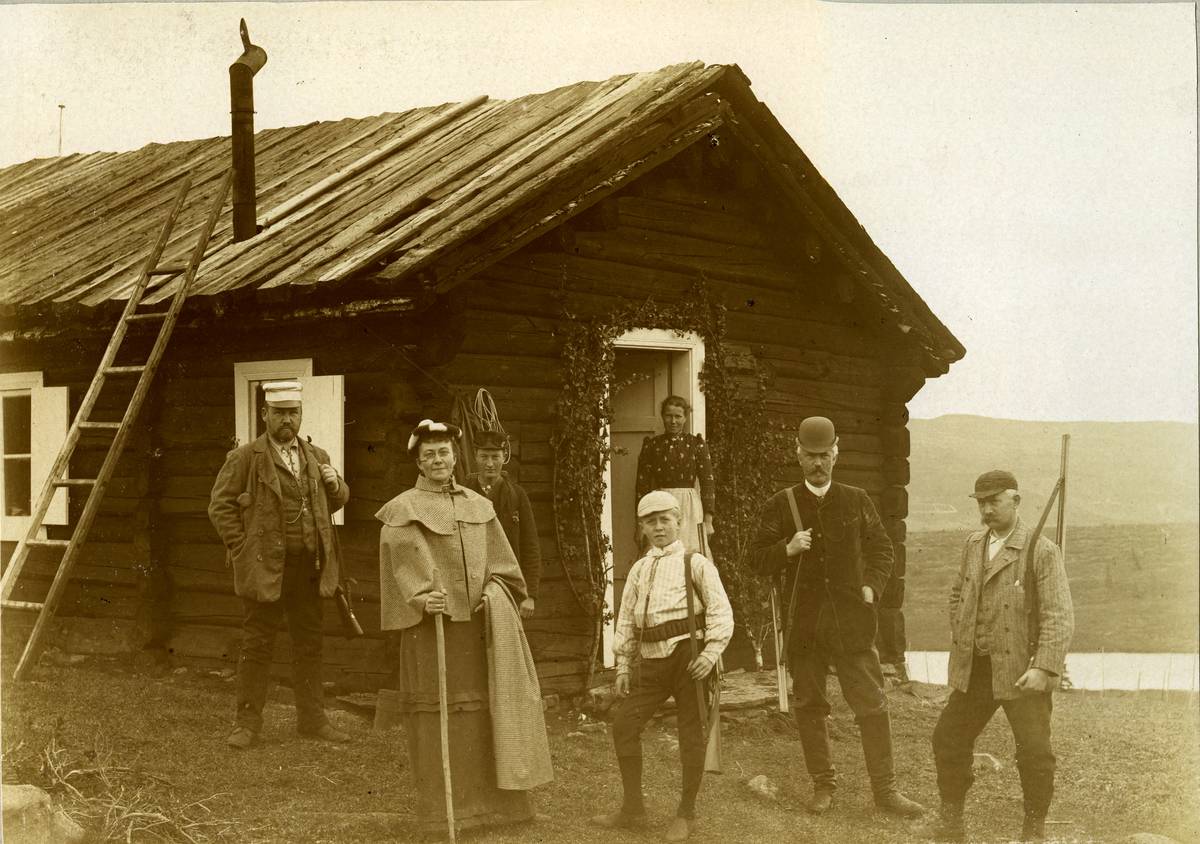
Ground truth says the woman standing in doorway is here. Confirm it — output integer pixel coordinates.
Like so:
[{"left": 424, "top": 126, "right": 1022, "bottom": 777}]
[{"left": 634, "top": 396, "right": 716, "bottom": 556}]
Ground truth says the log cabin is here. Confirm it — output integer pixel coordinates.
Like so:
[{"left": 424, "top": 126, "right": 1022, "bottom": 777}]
[{"left": 0, "top": 62, "right": 964, "bottom": 694}]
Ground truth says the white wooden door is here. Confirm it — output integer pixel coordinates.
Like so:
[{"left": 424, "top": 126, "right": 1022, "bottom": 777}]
[{"left": 609, "top": 350, "right": 670, "bottom": 619}]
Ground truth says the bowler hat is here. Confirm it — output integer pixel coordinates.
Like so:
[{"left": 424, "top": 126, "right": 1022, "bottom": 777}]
[
  {"left": 797, "top": 416, "right": 838, "bottom": 453},
  {"left": 969, "top": 470, "right": 1019, "bottom": 499},
  {"left": 637, "top": 490, "right": 681, "bottom": 518}
]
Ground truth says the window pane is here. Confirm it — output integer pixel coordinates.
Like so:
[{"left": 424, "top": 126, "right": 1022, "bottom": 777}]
[
  {"left": 4, "top": 457, "right": 31, "bottom": 516},
  {"left": 3, "top": 394, "right": 31, "bottom": 455}
]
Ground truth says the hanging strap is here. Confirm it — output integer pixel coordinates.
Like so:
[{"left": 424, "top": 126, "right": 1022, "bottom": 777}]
[
  {"left": 683, "top": 552, "right": 709, "bottom": 736},
  {"left": 779, "top": 486, "right": 806, "bottom": 661}
]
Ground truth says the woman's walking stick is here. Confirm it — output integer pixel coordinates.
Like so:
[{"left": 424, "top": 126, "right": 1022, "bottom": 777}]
[{"left": 433, "top": 579, "right": 456, "bottom": 843}]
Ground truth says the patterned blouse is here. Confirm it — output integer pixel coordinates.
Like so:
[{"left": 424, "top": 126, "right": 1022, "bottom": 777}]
[{"left": 634, "top": 432, "right": 716, "bottom": 515}]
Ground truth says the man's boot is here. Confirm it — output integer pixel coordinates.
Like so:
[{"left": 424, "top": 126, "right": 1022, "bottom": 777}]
[
  {"left": 923, "top": 800, "right": 965, "bottom": 842},
  {"left": 859, "top": 712, "right": 925, "bottom": 817},
  {"left": 1022, "top": 802, "right": 1048, "bottom": 843},
  {"left": 794, "top": 711, "right": 837, "bottom": 814}
]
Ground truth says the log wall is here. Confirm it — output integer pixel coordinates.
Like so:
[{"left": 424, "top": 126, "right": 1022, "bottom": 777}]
[{"left": 1, "top": 146, "right": 924, "bottom": 691}]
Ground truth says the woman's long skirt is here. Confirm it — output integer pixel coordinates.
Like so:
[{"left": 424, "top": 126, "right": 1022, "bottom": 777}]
[{"left": 396, "top": 611, "right": 534, "bottom": 834}]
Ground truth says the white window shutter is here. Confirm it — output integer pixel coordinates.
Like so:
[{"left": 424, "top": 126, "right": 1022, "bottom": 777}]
[
  {"left": 297, "top": 375, "right": 345, "bottom": 525},
  {"left": 31, "top": 384, "right": 69, "bottom": 525}
]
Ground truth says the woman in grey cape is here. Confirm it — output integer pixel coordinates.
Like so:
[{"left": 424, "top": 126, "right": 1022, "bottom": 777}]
[{"left": 378, "top": 419, "right": 552, "bottom": 835}]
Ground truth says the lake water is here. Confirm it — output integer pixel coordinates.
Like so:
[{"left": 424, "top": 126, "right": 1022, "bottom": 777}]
[{"left": 906, "top": 651, "right": 1200, "bottom": 691}]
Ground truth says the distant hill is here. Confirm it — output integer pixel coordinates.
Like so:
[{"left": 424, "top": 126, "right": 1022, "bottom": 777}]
[{"left": 907, "top": 416, "right": 1199, "bottom": 532}]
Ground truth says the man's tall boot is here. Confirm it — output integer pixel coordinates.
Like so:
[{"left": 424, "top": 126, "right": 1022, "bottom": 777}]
[
  {"left": 591, "top": 755, "right": 647, "bottom": 829},
  {"left": 1021, "top": 800, "right": 1047, "bottom": 843},
  {"left": 794, "top": 711, "right": 837, "bottom": 814},
  {"left": 859, "top": 712, "right": 925, "bottom": 817},
  {"left": 922, "top": 800, "right": 966, "bottom": 842}
]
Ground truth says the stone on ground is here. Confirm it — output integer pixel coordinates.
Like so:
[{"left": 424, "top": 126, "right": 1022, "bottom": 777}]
[
  {"left": 1, "top": 784, "right": 86, "bottom": 844},
  {"left": 747, "top": 774, "right": 779, "bottom": 801}
]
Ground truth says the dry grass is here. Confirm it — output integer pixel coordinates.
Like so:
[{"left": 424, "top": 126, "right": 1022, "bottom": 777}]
[
  {"left": 2, "top": 714, "right": 245, "bottom": 843},
  {"left": 2, "top": 660, "right": 1198, "bottom": 844}
]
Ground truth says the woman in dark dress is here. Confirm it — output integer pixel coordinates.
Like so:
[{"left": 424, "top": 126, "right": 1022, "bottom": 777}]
[{"left": 634, "top": 396, "right": 716, "bottom": 556}]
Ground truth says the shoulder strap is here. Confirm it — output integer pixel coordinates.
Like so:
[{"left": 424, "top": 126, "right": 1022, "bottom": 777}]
[
  {"left": 784, "top": 486, "right": 805, "bottom": 533},
  {"left": 684, "top": 552, "right": 702, "bottom": 659}
]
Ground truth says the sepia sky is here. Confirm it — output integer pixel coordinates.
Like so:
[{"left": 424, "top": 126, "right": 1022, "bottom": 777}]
[{"left": 1, "top": 0, "right": 1196, "bottom": 425}]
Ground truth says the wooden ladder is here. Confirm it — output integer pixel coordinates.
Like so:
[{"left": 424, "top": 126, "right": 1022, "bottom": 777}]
[{"left": 1, "top": 168, "right": 233, "bottom": 681}]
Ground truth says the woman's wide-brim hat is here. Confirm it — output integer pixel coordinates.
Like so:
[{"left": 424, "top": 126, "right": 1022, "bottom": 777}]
[{"left": 408, "top": 419, "right": 462, "bottom": 456}]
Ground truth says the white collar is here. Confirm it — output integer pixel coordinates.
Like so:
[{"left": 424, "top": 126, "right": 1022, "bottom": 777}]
[{"left": 805, "top": 480, "right": 831, "bottom": 498}]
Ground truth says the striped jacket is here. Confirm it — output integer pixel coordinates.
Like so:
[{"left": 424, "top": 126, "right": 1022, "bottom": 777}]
[{"left": 948, "top": 516, "right": 1074, "bottom": 699}]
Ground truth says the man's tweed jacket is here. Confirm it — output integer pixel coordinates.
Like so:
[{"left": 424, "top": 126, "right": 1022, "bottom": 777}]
[
  {"left": 208, "top": 433, "right": 349, "bottom": 602},
  {"left": 949, "top": 516, "right": 1074, "bottom": 699}
]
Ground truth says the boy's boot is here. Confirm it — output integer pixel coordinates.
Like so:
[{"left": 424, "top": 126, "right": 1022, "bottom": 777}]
[
  {"left": 923, "top": 800, "right": 966, "bottom": 842},
  {"left": 795, "top": 711, "right": 836, "bottom": 814},
  {"left": 859, "top": 712, "right": 925, "bottom": 817},
  {"left": 591, "top": 755, "right": 648, "bottom": 829}
]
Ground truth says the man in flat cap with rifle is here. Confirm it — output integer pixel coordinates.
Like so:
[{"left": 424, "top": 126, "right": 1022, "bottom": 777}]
[
  {"left": 209, "top": 381, "right": 351, "bottom": 750},
  {"left": 748, "top": 416, "right": 923, "bottom": 820},
  {"left": 926, "top": 470, "right": 1074, "bottom": 843}
]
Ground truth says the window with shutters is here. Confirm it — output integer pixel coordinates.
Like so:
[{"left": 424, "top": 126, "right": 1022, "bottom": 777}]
[
  {"left": 232, "top": 360, "right": 345, "bottom": 525},
  {"left": 0, "top": 373, "right": 69, "bottom": 541}
]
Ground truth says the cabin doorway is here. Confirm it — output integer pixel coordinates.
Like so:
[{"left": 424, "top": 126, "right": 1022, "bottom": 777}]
[{"left": 602, "top": 330, "right": 705, "bottom": 667}]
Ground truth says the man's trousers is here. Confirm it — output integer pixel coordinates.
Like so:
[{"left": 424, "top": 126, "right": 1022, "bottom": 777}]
[
  {"left": 611, "top": 644, "right": 710, "bottom": 819},
  {"left": 790, "top": 644, "right": 899, "bottom": 795},
  {"left": 932, "top": 655, "right": 1056, "bottom": 816},
  {"left": 235, "top": 552, "right": 329, "bottom": 735}
]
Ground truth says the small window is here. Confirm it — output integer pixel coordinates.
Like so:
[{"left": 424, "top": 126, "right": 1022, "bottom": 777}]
[
  {"left": 0, "top": 373, "right": 69, "bottom": 541},
  {"left": 232, "top": 361, "right": 345, "bottom": 525}
]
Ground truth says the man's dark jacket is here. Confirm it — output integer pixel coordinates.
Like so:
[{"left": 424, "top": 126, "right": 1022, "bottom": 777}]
[
  {"left": 747, "top": 481, "right": 893, "bottom": 654},
  {"left": 464, "top": 472, "right": 541, "bottom": 600}
]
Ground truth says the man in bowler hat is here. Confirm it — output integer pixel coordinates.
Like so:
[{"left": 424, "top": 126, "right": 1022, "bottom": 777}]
[{"left": 747, "top": 416, "right": 923, "bottom": 818}]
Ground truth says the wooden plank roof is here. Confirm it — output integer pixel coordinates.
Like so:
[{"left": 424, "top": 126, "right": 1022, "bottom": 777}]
[{"left": 0, "top": 62, "right": 964, "bottom": 368}]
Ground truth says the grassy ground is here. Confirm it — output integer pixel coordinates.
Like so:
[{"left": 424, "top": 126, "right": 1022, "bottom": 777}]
[
  {"left": 3, "top": 658, "right": 1198, "bottom": 844},
  {"left": 905, "top": 523, "right": 1200, "bottom": 653}
]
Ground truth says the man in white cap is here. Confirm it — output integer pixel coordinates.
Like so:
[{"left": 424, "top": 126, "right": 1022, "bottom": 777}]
[
  {"left": 209, "top": 381, "right": 351, "bottom": 749},
  {"left": 747, "top": 416, "right": 923, "bottom": 819},
  {"left": 592, "top": 490, "right": 734, "bottom": 842}
]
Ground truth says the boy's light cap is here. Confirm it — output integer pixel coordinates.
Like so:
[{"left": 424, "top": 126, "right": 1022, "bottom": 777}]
[
  {"left": 262, "top": 381, "right": 302, "bottom": 407},
  {"left": 637, "top": 490, "right": 681, "bottom": 517}
]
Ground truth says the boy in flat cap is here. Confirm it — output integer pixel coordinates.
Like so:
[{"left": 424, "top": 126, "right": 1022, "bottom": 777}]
[
  {"left": 926, "top": 470, "right": 1074, "bottom": 843},
  {"left": 592, "top": 490, "right": 733, "bottom": 842},
  {"left": 464, "top": 430, "right": 541, "bottom": 618},
  {"left": 209, "top": 381, "right": 350, "bottom": 749}
]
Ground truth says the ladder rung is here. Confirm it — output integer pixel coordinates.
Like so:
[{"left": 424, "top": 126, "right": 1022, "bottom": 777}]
[
  {"left": 79, "top": 421, "right": 120, "bottom": 430},
  {"left": 126, "top": 312, "right": 167, "bottom": 322},
  {"left": 148, "top": 265, "right": 187, "bottom": 276},
  {"left": 104, "top": 366, "right": 146, "bottom": 375},
  {"left": 2, "top": 600, "right": 45, "bottom": 612},
  {"left": 27, "top": 538, "right": 70, "bottom": 548},
  {"left": 54, "top": 478, "right": 96, "bottom": 487}
]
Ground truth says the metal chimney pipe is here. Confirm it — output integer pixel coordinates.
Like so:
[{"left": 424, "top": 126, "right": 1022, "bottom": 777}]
[{"left": 230, "top": 19, "right": 267, "bottom": 242}]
